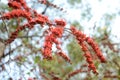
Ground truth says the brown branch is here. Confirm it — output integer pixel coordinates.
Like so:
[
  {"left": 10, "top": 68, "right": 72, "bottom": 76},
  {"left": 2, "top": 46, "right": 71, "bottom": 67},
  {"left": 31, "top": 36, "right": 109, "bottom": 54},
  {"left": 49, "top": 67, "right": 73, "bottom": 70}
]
[
  {"left": 42, "top": 3, "right": 49, "bottom": 14},
  {"left": 49, "top": 72, "right": 62, "bottom": 80},
  {"left": 17, "top": 34, "right": 69, "bottom": 39},
  {"left": 0, "top": 12, "right": 10, "bottom": 37},
  {"left": 104, "top": 75, "right": 120, "bottom": 78},
  {"left": 0, "top": 38, "right": 5, "bottom": 43},
  {"left": 17, "top": 35, "right": 44, "bottom": 38},
  {"left": 0, "top": 41, "right": 5, "bottom": 59},
  {"left": 40, "top": 72, "right": 50, "bottom": 80},
  {"left": 113, "top": 59, "right": 120, "bottom": 68}
]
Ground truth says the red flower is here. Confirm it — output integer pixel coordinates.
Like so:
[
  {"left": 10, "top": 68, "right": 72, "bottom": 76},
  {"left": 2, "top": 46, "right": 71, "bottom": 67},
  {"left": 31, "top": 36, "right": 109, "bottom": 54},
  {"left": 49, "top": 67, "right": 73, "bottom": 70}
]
[
  {"left": 55, "top": 19, "right": 66, "bottom": 26},
  {"left": 70, "top": 26, "right": 105, "bottom": 74},
  {"left": 43, "top": 19, "right": 66, "bottom": 59},
  {"left": 0, "top": 9, "right": 32, "bottom": 20},
  {"left": 8, "top": 1, "right": 22, "bottom": 9},
  {"left": 86, "top": 37, "right": 106, "bottom": 63},
  {"left": 57, "top": 51, "right": 71, "bottom": 63},
  {"left": 88, "top": 64, "right": 98, "bottom": 74}
]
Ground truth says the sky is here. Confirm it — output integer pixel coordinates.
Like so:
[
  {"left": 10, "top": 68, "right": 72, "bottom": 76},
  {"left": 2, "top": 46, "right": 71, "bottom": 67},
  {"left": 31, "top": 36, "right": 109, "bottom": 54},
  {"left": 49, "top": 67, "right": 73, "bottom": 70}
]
[
  {"left": 53, "top": 0, "right": 120, "bottom": 41},
  {"left": 88, "top": 0, "right": 120, "bottom": 38}
]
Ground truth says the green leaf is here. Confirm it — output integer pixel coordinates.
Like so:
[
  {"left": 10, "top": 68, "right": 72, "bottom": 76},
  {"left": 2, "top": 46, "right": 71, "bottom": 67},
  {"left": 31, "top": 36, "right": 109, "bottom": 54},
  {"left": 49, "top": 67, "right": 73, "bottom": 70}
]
[
  {"left": 21, "top": 57, "right": 26, "bottom": 62},
  {"left": 34, "top": 56, "right": 40, "bottom": 63},
  {"left": 118, "top": 69, "right": 120, "bottom": 80}
]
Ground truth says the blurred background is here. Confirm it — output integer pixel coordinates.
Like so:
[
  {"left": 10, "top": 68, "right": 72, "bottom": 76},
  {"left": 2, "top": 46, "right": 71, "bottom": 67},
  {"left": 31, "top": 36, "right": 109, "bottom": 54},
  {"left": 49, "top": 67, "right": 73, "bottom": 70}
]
[{"left": 0, "top": 0, "right": 120, "bottom": 80}]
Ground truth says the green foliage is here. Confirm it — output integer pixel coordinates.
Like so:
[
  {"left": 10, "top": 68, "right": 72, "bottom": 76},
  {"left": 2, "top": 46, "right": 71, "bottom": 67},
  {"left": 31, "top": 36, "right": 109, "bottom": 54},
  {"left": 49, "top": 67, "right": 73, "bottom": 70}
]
[
  {"left": 34, "top": 56, "right": 41, "bottom": 63},
  {"left": 38, "top": 55, "right": 73, "bottom": 79},
  {"left": 67, "top": 0, "right": 81, "bottom": 5},
  {"left": 118, "top": 69, "right": 120, "bottom": 80},
  {"left": 67, "top": 39, "right": 84, "bottom": 65},
  {"left": 0, "top": 2, "right": 8, "bottom": 11},
  {"left": 71, "top": 21, "right": 83, "bottom": 30}
]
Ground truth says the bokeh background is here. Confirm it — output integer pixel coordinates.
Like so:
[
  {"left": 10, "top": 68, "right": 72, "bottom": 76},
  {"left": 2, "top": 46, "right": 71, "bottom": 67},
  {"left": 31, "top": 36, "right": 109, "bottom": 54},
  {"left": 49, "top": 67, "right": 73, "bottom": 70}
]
[{"left": 0, "top": 0, "right": 120, "bottom": 80}]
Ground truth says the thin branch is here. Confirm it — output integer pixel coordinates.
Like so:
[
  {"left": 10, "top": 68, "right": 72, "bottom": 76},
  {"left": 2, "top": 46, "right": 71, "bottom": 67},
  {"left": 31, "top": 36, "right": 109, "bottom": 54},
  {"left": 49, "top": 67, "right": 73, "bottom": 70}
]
[
  {"left": 113, "top": 59, "right": 120, "bottom": 68},
  {"left": 17, "top": 34, "right": 70, "bottom": 39},
  {"left": 104, "top": 75, "right": 120, "bottom": 78},
  {"left": 42, "top": 4, "right": 49, "bottom": 14},
  {"left": 17, "top": 35, "right": 44, "bottom": 38},
  {"left": 40, "top": 72, "right": 50, "bottom": 80},
  {"left": 0, "top": 58, "right": 15, "bottom": 68},
  {"left": 39, "top": 0, "right": 55, "bottom": 14},
  {"left": 1, "top": 44, "right": 22, "bottom": 59},
  {"left": 66, "top": 69, "right": 87, "bottom": 80},
  {"left": 0, "top": 12, "right": 9, "bottom": 37},
  {"left": 49, "top": 73, "right": 62, "bottom": 80},
  {"left": 0, "top": 38, "right": 4, "bottom": 43}
]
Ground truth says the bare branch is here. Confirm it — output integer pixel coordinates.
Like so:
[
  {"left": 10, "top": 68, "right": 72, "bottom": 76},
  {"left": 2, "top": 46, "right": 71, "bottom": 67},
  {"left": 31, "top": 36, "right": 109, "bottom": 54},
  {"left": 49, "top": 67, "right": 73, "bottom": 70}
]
[{"left": 0, "top": 44, "right": 22, "bottom": 59}]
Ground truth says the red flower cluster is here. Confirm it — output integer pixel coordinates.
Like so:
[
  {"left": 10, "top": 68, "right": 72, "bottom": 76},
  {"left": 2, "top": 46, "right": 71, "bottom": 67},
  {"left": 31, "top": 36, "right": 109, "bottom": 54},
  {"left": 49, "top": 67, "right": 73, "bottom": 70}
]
[
  {"left": 8, "top": 0, "right": 30, "bottom": 11},
  {"left": 0, "top": 9, "right": 31, "bottom": 20},
  {"left": 86, "top": 37, "right": 106, "bottom": 63},
  {"left": 57, "top": 51, "right": 71, "bottom": 63},
  {"left": 0, "top": 0, "right": 67, "bottom": 46},
  {"left": 70, "top": 26, "right": 106, "bottom": 74},
  {"left": 8, "top": 1, "right": 21, "bottom": 9},
  {"left": 43, "top": 19, "right": 66, "bottom": 59},
  {"left": 30, "top": 15, "right": 49, "bottom": 27},
  {"left": 81, "top": 42, "right": 97, "bottom": 74},
  {"left": 5, "top": 25, "right": 27, "bottom": 45},
  {"left": 0, "top": 0, "right": 50, "bottom": 45},
  {"left": 43, "top": 34, "right": 54, "bottom": 59},
  {"left": 55, "top": 19, "right": 66, "bottom": 26}
]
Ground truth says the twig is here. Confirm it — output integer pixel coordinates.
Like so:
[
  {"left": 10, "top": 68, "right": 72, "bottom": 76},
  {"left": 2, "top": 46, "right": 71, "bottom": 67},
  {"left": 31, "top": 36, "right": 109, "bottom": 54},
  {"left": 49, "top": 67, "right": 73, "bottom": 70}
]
[
  {"left": 1, "top": 44, "right": 22, "bottom": 59},
  {"left": 42, "top": 4, "right": 49, "bottom": 14},
  {"left": 0, "top": 12, "right": 9, "bottom": 37},
  {"left": 0, "top": 38, "right": 4, "bottom": 43},
  {"left": 113, "top": 59, "right": 120, "bottom": 68},
  {"left": 67, "top": 69, "right": 87, "bottom": 79},
  {"left": 17, "top": 35, "right": 44, "bottom": 38},
  {"left": 0, "top": 58, "right": 15, "bottom": 68},
  {"left": 40, "top": 72, "right": 50, "bottom": 80}
]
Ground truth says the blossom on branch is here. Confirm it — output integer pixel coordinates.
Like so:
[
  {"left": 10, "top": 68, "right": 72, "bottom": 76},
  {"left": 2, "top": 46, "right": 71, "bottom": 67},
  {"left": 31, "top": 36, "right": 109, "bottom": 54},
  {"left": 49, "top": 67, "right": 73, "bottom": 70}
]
[
  {"left": 70, "top": 26, "right": 106, "bottom": 74},
  {"left": 0, "top": 0, "right": 107, "bottom": 76},
  {"left": 0, "top": 9, "right": 32, "bottom": 20},
  {"left": 43, "top": 19, "right": 66, "bottom": 59}
]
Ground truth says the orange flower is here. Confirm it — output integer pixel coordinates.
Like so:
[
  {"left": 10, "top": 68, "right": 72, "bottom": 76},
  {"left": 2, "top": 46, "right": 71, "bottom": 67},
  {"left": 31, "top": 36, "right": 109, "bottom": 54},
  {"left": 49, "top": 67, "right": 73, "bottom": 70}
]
[
  {"left": 43, "top": 19, "right": 66, "bottom": 59},
  {"left": 70, "top": 26, "right": 105, "bottom": 74},
  {"left": 8, "top": 1, "right": 22, "bottom": 9},
  {"left": 57, "top": 51, "right": 71, "bottom": 63},
  {"left": 0, "top": 9, "right": 32, "bottom": 20},
  {"left": 55, "top": 19, "right": 66, "bottom": 26},
  {"left": 86, "top": 37, "right": 106, "bottom": 63}
]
